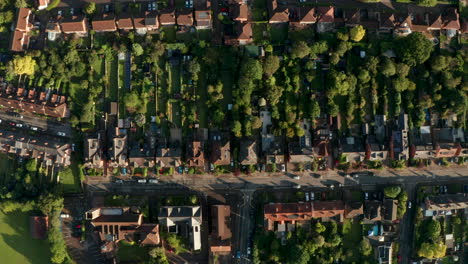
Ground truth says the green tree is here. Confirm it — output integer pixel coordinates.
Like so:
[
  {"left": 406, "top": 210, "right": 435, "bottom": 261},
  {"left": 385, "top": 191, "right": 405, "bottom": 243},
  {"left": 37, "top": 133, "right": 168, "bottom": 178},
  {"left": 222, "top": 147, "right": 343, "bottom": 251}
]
[
  {"left": 124, "top": 91, "right": 141, "bottom": 113},
  {"left": 240, "top": 58, "right": 262, "bottom": 80},
  {"left": 396, "top": 33, "right": 433, "bottom": 66},
  {"left": 148, "top": 247, "right": 169, "bottom": 264},
  {"left": 424, "top": 219, "right": 441, "bottom": 241},
  {"left": 431, "top": 55, "right": 449, "bottom": 72},
  {"left": 417, "top": 0, "right": 437, "bottom": 7},
  {"left": 291, "top": 41, "right": 310, "bottom": 59},
  {"left": 349, "top": 25, "right": 366, "bottom": 42},
  {"left": 132, "top": 43, "right": 144, "bottom": 56},
  {"left": 263, "top": 55, "right": 280, "bottom": 78},
  {"left": 232, "top": 121, "right": 242, "bottom": 137},
  {"left": 8, "top": 55, "right": 36, "bottom": 76},
  {"left": 384, "top": 186, "right": 402, "bottom": 198},
  {"left": 380, "top": 57, "right": 396, "bottom": 77},
  {"left": 25, "top": 158, "right": 38, "bottom": 172},
  {"left": 84, "top": 2, "right": 96, "bottom": 15},
  {"left": 314, "top": 222, "right": 326, "bottom": 233},
  {"left": 134, "top": 113, "right": 146, "bottom": 127},
  {"left": 360, "top": 239, "right": 373, "bottom": 256}
]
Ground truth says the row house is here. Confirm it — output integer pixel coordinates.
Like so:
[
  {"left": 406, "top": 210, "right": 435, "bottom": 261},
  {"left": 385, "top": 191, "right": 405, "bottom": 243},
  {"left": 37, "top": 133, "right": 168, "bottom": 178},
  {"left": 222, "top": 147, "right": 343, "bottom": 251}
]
[
  {"left": 37, "top": 0, "right": 50, "bottom": 10},
  {"left": 209, "top": 131, "right": 231, "bottom": 166},
  {"left": 210, "top": 205, "right": 232, "bottom": 254},
  {"left": 0, "top": 85, "right": 69, "bottom": 118},
  {"left": 239, "top": 139, "right": 259, "bottom": 165},
  {"left": 424, "top": 193, "right": 468, "bottom": 216},
  {"left": 410, "top": 127, "right": 467, "bottom": 160},
  {"left": 10, "top": 8, "right": 33, "bottom": 52},
  {"left": 155, "top": 141, "right": 182, "bottom": 169},
  {"left": 0, "top": 129, "right": 71, "bottom": 166},
  {"left": 224, "top": 22, "right": 253, "bottom": 45},
  {"left": 109, "top": 128, "right": 128, "bottom": 168},
  {"left": 84, "top": 135, "right": 103, "bottom": 168}
]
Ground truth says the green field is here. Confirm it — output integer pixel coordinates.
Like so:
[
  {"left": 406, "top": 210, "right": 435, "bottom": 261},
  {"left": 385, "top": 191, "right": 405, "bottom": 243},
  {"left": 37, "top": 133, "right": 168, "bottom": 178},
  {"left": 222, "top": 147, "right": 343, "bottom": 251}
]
[{"left": 0, "top": 211, "right": 51, "bottom": 264}]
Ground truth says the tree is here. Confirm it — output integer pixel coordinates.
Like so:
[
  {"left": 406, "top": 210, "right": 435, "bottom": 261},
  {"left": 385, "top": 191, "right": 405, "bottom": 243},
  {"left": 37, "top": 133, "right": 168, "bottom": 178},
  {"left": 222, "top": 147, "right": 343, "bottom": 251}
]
[
  {"left": 360, "top": 239, "right": 373, "bottom": 256},
  {"left": 431, "top": 55, "right": 449, "bottom": 72},
  {"left": 314, "top": 222, "right": 326, "bottom": 233},
  {"left": 309, "top": 41, "right": 328, "bottom": 58},
  {"left": 384, "top": 186, "right": 402, "bottom": 198},
  {"left": 396, "top": 33, "right": 433, "bottom": 66},
  {"left": 263, "top": 55, "right": 280, "bottom": 78},
  {"left": 418, "top": 242, "right": 446, "bottom": 259},
  {"left": 8, "top": 55, "right": 36, "bottom": 76},
  {"left": 349, "top": 25, "right": 366, "bottom": 42},
  {"left": 134, "top": 113, "right": 146, "bottom": 127},
  {"left": 132, "top": 43, "right": 144, "bottom": 56},
  {"left": 124, "top": 91, "right": 141, "bottom": 113},
  {"left": 149, "top": 247, "right": 169, "bottom": 264},
  {"left": 308, "top": 100, "right": 320, "bottom": 120},
  {"left": 84, "top": 2, "right": 96, "bottom": 15},
  {"left": 232, "top": 121, "right": 242, "bottom": 137},
  {"left": 424, "top": 219, "right": 441, "bottom": 241},
  {"left": 25, "top": 159, "right": 37, "bottom": 172},
  {"left": 240, "top": 58, "right": 262, "bottom": 80},
  {"left": 417, "top": 0, "right": 437, "bottom": 7},
  {"left": 291, "top": 41, "right": 310, "bottom": 59},
  {"left": 380, "top": 57, "right": 396, "bottom": 77},
  {"left": 15, "top": 0, "right": 27, "bottom": 8}
]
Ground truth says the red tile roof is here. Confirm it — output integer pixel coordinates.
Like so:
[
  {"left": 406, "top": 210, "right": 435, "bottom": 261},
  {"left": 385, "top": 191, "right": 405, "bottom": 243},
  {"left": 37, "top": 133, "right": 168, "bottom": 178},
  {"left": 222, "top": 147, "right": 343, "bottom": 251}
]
[
  {"left": 317, "top": 6, "right": 334, "bottom": 23},
  {"left": 16, "top": 8, "right": 32, "bottom": 32},
  {"left": 159, "top": 9, "right": 176, "bottom": 25},
  {"left": 61, "top": 16, "right": 87, "bottom": 34},
  {"left": 117, "top": 16, "right": 133, "bottom": 30},
  {"left": 10, "top": 31, "right": 29, "bottom": 52},
  {"left": 177, "top": 9, "right": 194, "bottom": 26},
  {"left": 92, "top": 14, "right": 117, "bottom": 32}
]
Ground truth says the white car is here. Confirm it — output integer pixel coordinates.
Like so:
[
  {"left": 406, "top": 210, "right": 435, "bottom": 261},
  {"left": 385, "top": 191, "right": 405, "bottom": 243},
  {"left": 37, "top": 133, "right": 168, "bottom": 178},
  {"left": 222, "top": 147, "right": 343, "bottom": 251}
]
[
  {"left": 408, "top": 201, "right": 412, "bottom": 209},
  {"left": 293, "top": 175, "right": 301, "bottom": 180},
  {"left": 31, "top": 127, "right": 38, "bottom": 131},
  {"left": 310, "top": 192, "right": 315, "bottom": 201},
  {"left": 280, "top": 164, "right": 286, "bottom": 172},
  {"left": 57, "top": 131, "right": 66, "bottom": 137},
  {"left": 305, "top": 192, "right": 310, "bottom": 201},
  {"left": 364, "top": 192, "right": 369, "bottom": 200},
  {"left": 247, "top": 247, "right": 251, "bottom": 255},
  {"left": 16, "top": 123, "right": 23, "bottom": 128}
]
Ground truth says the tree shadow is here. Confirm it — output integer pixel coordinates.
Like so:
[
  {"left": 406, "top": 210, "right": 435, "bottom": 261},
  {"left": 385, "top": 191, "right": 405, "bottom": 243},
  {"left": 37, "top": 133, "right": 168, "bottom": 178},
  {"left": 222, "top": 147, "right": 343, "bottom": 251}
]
[{"left": 0, "top": 210, "right": 51, "bottom": 264}]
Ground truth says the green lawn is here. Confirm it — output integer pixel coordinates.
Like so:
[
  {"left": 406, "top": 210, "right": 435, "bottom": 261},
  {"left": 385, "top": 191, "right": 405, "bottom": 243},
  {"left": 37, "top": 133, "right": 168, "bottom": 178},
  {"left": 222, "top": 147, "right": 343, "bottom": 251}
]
[
  {"left": 221, "top": 70, "right": 233, "bottom": 111},
  {"left": 60, "top": 161, "right": 82, "bottom": 193},
  {"left": 117, "top": 240, "right": 149, "bottom": 263},
  {"left": 161, "top": 27, "right": 177, "bottom": 43},
  {"left": 169, "top": 63, "right": 183, "bottom": 127},
  {"left": 342, "top": 219, "right": 363, "bottom": 262},
  {"left": 118, "top": 58, "right": 126, "bottom": 118},
  {"left": 252, "top": 24, "right": 268, "bottom": 44},
  {"left": 109, "top": 58, "right": 119, "bottom": 102},
  {"left": 196, "top": 70, "right": 208, "bottom": 128},
  {"left": 0, "top": 211, "right": 51, "bottom": 264},
  {"left": 269, "top": 24, "right": 289, "bottom": 44}
]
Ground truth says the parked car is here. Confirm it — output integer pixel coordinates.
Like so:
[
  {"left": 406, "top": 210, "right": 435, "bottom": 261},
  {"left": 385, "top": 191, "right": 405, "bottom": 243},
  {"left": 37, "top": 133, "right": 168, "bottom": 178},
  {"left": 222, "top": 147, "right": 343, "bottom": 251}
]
[
  {"left": 15, "top": 123, "right": 23, "bottom": 128},
  {"left": 280, "top": 164, "right": 286, "bottom": 172},
  {"left": 114, "top": 179, "right": 123, "bottom": 184},
  {"left": 305, "top": 192, "right": 310, "bottom": 201},
  {"left": 293, "top": 184, "right": 301, "bottom": 189},
  {"left": 364, "top": 192, "right": 369, "bottom": 200},
  {"left": 293, "top": 175, "right": 301, "bottom": 180},
  {"left": 137, "top": 179, "right": 147, "bottom": 184},
  {"left": 30, "top": 127, "right": 38, "bottom": 131},
  {"left": 408, "top": 201, "right": 412, "bottom": 209},
  {"left": 235, "top": 251, "right": 241, "bottom": 259},
  {"left": 57, "top": 131, "right": 66, "bottom": 137},
  {"left": 310, "top": 192, "right": 315, "bottom": 200},
  {"left": 148, "top": 179, "right": 159, "bottom": 184},
  {"left": 247, "top": 247, "right": 251, "bottom": 256}
]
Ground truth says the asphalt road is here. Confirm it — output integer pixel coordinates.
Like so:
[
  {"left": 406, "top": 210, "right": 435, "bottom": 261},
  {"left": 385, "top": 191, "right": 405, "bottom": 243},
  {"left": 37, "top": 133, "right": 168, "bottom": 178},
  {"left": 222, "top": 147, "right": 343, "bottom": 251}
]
[
  {"left": 0, "top": 110, "right": 72, "bottom": 138},
  {"left": 399, "top": 183, "right": 417, "bottom": 264},
  {"left": 87, "top": 166, "right": 468, "bottom": 192}
]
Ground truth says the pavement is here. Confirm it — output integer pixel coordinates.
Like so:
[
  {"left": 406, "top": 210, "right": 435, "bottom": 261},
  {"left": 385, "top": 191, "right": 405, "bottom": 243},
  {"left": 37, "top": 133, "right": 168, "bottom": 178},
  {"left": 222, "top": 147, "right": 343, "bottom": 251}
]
[{"left": 0, "top": 110, "right": 72, "bottom": 138}]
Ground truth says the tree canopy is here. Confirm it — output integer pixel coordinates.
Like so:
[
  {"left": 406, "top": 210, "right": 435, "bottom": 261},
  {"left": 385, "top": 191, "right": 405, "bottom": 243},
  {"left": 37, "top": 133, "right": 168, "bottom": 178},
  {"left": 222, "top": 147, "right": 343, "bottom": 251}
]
[
  {"left": 8, "top": 55, "right": 36, "bottom": 75},
  {"left": 349, "top": 25, "right": 366, "bottom": 42}
]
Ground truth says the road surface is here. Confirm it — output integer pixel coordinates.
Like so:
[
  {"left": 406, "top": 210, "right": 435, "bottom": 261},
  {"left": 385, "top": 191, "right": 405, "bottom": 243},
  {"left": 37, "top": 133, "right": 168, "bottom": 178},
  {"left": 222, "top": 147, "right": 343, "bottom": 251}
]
[{"left": 0, "top": 110, "right": 72, "bottom": 138}]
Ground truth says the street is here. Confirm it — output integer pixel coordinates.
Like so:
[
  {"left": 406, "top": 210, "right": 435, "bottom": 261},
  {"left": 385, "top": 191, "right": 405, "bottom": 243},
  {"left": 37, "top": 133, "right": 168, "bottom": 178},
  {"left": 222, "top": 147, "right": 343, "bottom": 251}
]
[
  {"left": 0, "top": 110, "right": 72, "bottom": 138},
  {"left": 86, "top": 166, "right": 468, "bottom": 192}
]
